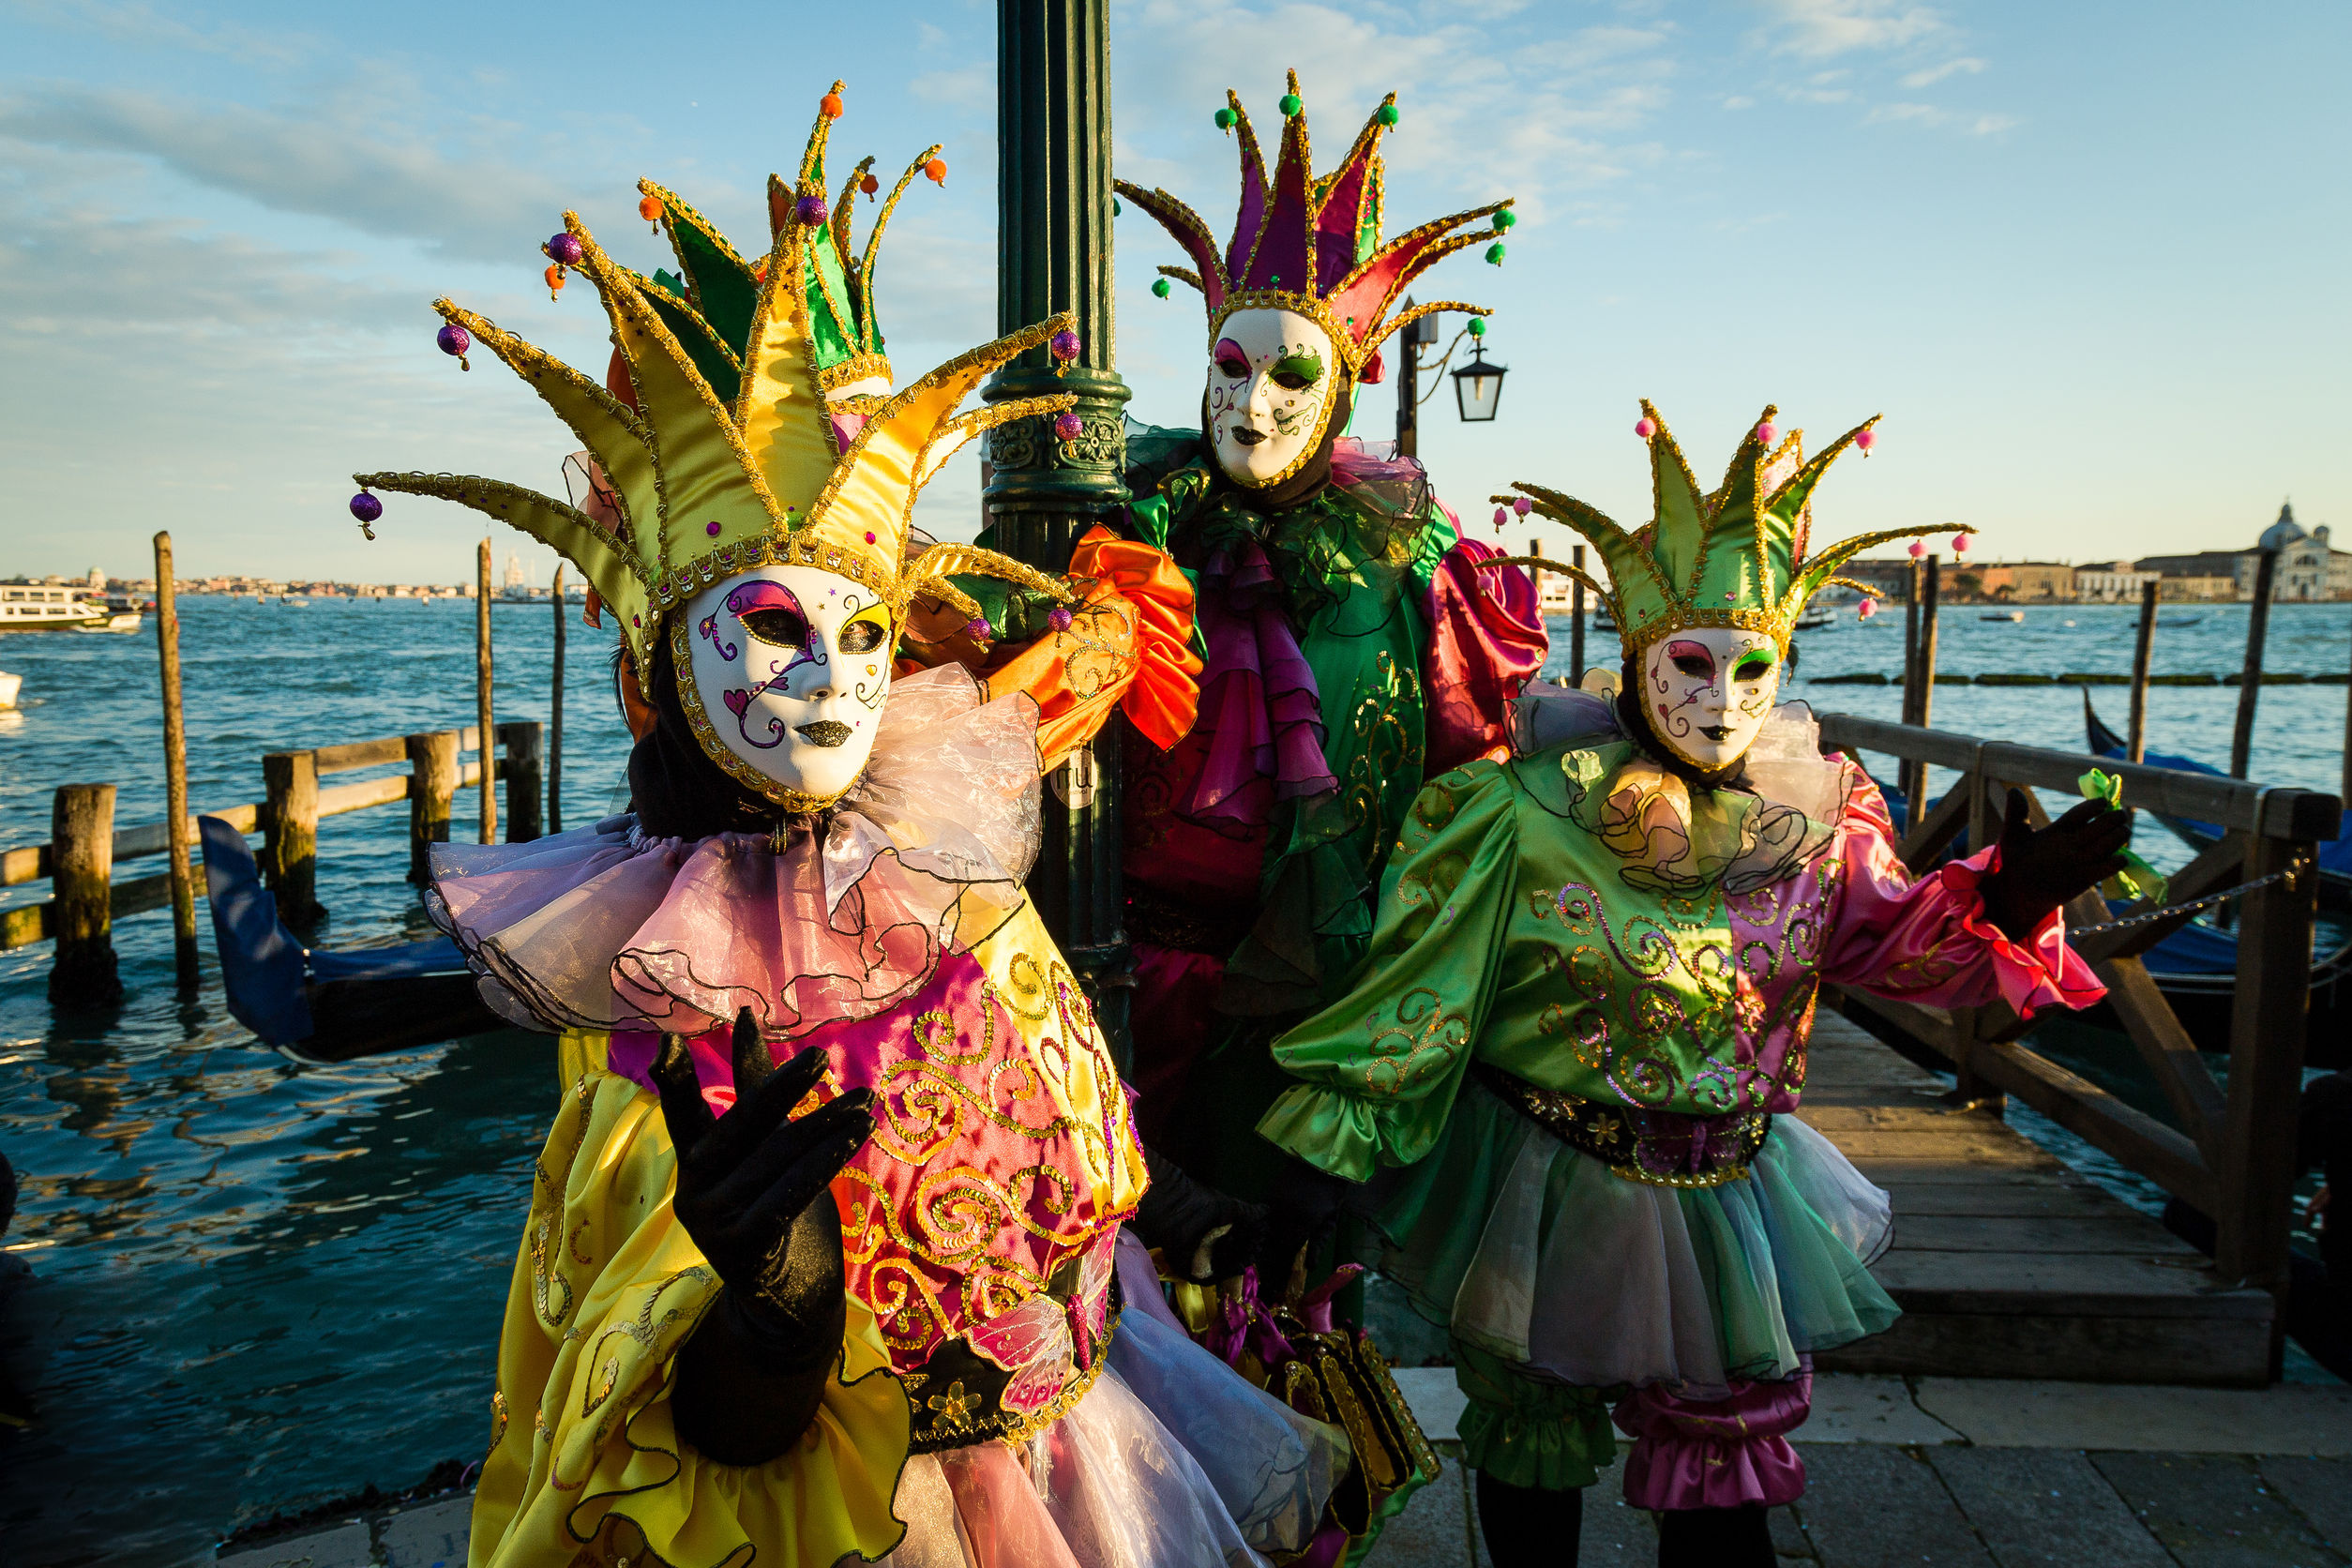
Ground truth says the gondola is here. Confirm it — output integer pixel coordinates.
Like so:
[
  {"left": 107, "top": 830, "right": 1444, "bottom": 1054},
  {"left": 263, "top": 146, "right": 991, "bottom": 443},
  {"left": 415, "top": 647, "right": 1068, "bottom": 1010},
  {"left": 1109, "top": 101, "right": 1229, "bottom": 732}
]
[
  {"left": 199, "top": 815, "right": 504, "bottom": 1063},
  {"left": 2080, "top": 687, "right": 2350, "bottom": 910}
]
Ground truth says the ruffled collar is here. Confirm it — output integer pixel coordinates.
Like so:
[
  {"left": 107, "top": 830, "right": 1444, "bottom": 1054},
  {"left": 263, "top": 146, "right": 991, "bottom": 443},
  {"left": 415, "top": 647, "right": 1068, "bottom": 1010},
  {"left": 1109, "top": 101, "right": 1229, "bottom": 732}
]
[
  {"left": 424, "top": 665, "right": 1046, "bottom": 1039},
  {"left": 1514, "top": 690, "right": 1855, "bottom": 897}
]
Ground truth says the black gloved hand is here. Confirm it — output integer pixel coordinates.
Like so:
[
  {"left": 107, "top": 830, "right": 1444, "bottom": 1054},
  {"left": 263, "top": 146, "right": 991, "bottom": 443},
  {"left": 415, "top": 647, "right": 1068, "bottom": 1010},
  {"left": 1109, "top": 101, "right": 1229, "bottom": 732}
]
[
  {"left": 654, "top": 1008, "right": 876, "bottom": 1465},
  {"left": 1129, "top": 1144, "right": 1270, "bottom": 1284},
  {"left": 1974, "top": 788, "right": 2132, "bottom": 944},
  {"left": 1257, "top": 1156, "right": 1357, "bottom": 1301}
]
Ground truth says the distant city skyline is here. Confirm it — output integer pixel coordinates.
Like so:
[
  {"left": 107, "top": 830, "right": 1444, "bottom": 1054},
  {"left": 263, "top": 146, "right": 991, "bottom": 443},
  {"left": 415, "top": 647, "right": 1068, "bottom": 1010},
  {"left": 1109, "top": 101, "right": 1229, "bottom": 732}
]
[{"left": 4, "top": 1, "right": 2345, "bottom": 587}]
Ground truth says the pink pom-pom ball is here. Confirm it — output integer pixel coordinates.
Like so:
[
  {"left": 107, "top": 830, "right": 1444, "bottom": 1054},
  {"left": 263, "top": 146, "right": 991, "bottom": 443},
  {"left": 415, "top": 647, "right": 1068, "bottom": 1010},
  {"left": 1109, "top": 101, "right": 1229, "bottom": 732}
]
[
  {"left": 1908, "top": 540, "right": 1926, "bottom": 558},
  {"left": 1952, "top": 533, "right": 1970, "bottom": 553},
  {"left": 1858, "top": 598, "right": 1878, "bottom": 619},
  {"left": 1493, "top": 505, "right": 1508, "bottom": 526},
  {"left": 1854, "top": 428, "right": 1877, "bottom": 452},
  {"left": 1634, "top": 417, "right": 1656, "bottom": 438},
  {"left": 1053, "top": 411, "right": 1084, "bottom": 441},
  {"left": 1755, "top": 421, "right": 1776, "bottom": 445},
  {"left": 1513, "top": 496, "right": 1532, "bottom": 516}
]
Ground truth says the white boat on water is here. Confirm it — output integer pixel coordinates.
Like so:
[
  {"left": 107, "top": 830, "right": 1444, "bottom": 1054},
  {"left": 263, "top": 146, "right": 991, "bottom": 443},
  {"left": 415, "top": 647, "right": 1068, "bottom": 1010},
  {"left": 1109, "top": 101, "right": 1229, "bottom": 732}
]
[
  {"left": 0, "top": 671, "right": 20, "bottom": 709},
  {"left": 0, "top": 584, "right": 139, "bottom": 633}
]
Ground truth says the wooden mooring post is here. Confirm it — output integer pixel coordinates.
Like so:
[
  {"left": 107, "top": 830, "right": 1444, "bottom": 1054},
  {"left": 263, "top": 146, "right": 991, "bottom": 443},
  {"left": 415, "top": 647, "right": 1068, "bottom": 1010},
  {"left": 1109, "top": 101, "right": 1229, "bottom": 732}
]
[
  {"left": 50, "top": 785, "right": 121, "bottom": 1007},
  {"left": 2127, "top": 578, "right": 2159, "bottom": 765},
  {"left": 407, "top": 730, "right": 459, "bottom": 883},
  {"left": 498, "top": 721, "right": 544, "bottom": 842},
  {"left": 475, "top": 540, "right": 496, "bottom": 844},
  {"left": 262, "top": 749, "right": 324, "bottom": 929},
  {"left": 550, "top": 564, "right": 566, "bottom": 836},
  {"left": 154, "top": 531, "right": 198, "bottom": 988},
  {"left": 1571, "top": 544, "right": 1588, "bottom": 686},
  {"left": 2229, "top": 548, "right": 2278, "bottom": 779},
  {"left": 1901, "top": 554, "right": 1941, "bottom": 833}
]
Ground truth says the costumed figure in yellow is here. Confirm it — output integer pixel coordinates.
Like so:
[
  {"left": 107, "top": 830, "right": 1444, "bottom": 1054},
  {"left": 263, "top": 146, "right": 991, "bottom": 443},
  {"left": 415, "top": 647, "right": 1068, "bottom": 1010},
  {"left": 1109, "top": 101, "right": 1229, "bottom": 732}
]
[{"left": 355, "top": 83, "right": 1349, "bottom": 1568}]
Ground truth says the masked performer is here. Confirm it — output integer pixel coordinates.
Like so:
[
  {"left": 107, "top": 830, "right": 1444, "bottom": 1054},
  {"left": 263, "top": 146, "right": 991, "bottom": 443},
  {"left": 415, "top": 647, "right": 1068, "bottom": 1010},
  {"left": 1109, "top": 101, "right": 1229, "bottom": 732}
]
[
  {"left": 1105, "top": 72, "right": 1546, "bottom": 1187},
  {"left": 355, "top": 83, "right": 1347, "bottom": 1568},
  {"left": 1256, "top": 406, "right": 2129, "bottom": 1565}
]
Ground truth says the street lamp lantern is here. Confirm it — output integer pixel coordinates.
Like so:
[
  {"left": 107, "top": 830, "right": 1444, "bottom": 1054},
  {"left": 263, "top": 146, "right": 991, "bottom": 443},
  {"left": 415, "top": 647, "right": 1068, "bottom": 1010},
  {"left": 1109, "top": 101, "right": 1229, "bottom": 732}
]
[{"left": 1452, "top": 344, "right": 1507, "bottom": 423}]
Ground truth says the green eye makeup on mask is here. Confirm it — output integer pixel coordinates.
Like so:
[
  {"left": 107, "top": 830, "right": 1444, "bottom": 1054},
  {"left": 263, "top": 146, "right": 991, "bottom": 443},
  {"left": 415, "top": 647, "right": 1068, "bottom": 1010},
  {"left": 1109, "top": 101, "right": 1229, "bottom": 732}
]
[
  {"left": 1270, "top": 351, "right": 1324, "bottom": 391},
  {"left": 1734, "top": 652, "right": 1776, "bottom": 682}
]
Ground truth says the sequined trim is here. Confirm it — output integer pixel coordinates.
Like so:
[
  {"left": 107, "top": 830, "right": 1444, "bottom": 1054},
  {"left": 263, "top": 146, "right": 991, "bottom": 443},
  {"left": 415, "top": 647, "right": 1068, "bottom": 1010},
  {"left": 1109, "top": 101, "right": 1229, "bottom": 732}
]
[{"left": 1474, "top": 1062, "right": 1768, "bottom": 1187}]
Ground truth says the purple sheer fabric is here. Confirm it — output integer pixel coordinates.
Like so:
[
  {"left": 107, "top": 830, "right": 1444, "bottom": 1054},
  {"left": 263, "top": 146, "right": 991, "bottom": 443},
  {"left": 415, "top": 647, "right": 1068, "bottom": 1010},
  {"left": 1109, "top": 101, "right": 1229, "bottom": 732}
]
[
  {"left": 1183, "top": 539, "right": 1334, "bottom": 825},
  {"left": 1423, "top": 537, "right": 1548, "bottom": 776},
  {"left": 1614, "top": 1367, "right": 1813, "bottom": 1511}
]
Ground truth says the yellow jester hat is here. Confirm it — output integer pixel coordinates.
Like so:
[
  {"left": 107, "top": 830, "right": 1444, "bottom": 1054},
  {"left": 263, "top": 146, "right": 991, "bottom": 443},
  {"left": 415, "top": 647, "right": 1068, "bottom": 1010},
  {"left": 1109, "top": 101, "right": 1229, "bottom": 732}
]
[{"left": 355, "top": 182, "right": 1080, "bottom": 812}]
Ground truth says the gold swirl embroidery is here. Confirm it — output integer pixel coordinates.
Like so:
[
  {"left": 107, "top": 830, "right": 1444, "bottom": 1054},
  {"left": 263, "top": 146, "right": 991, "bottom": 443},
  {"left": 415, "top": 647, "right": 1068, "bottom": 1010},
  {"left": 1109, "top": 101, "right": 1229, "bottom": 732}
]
[
  {"left": 1363, "top": 986, "right": 1470, "bottom": 1096},
  {"left": 1001, "top": 952, "right": 1053, "bottom": 1023},
  {"left": 488, "top": 1389, "right": 508, "bottom": 1456}
]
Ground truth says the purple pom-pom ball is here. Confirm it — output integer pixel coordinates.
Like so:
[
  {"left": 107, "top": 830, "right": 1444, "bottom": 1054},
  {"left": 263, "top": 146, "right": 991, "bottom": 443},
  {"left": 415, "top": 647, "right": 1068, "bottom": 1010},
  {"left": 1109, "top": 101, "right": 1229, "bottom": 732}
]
[
  {"left": 796, "top": 193, "right": 829, "bottom": 226},
  {"left": 1053, "top": 411, "right": 1085, "bottom": 441},
  {"left": 437, "top": 324, "right": 472, "bottom": 357},
  {"left": 1512, "top": 496, "right": 1532, "bottom": 516},
  {"left": 1048, "top": 330, "right": 1081, "bottom": 362},
  {"left": 1048, "top": 606, "right": 1075, "bottom": 633},
  {"left": 965, "top": 617, "right": 993, "bottom": 641},
  {"left": 547, "top": 232, "right": 583, "bottom": 265},
  {"left": 349, "top": 493, "right": 384, "bottom": 523}
]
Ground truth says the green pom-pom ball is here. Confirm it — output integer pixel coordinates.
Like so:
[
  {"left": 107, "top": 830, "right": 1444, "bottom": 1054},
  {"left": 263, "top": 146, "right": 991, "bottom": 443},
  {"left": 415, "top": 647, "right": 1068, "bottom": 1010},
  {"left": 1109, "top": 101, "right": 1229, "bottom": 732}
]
[
  {"left": 1378, "top": 103, "right": 1399, "bottom": 127},
  {"left": 1112, "top": 195, "right": 1123, "bottom": 217},
  {"left": 1152, "top": 278, "right": 1172, "bottom": 298},
  {"left": 1468, "top": 317, "right": 1486, "bottom": 339},
  {"left": 1485, "top": 241, "right": 1507, "bottom": 265},
  {"left": 1279, "top": 93, "right": 1302, "bottom": 117},
  {"left": 1214, "top": 107, "right": 1236, "bottom": 129},
  {"left": 1495, "top": 207, "right": 1517, "bottom": 230}
]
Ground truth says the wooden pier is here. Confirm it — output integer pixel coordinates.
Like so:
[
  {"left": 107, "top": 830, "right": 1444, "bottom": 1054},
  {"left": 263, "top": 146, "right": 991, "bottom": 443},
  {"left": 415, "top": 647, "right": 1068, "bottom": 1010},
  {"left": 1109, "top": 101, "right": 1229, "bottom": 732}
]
[
  {"left": 1813, "top": 710, "right": 2339, "bottom": 1384},
  {"left": 1802, "top": 1008, "right": 2273, "bottom": 1386}
]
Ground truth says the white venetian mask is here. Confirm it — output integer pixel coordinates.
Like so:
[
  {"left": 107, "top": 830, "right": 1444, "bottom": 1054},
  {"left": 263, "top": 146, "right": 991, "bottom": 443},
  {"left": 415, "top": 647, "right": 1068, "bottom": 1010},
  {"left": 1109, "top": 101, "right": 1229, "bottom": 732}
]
[
  {"left": 678, "top": 564, "right": 894, "bottom": 808},
  {"left": 1638, "top": 628, "right": 1783, "bottom": 773},
  {"left": 1206, "top": 307, "right": 1341, "bottom": 489}
]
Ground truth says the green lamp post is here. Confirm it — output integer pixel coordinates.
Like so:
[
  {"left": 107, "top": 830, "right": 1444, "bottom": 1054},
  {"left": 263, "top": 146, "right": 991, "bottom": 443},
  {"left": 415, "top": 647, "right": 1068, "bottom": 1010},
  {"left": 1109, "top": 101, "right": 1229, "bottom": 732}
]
[{"left": 986, "top": 0, "right": 1135, "bottom": 1067}]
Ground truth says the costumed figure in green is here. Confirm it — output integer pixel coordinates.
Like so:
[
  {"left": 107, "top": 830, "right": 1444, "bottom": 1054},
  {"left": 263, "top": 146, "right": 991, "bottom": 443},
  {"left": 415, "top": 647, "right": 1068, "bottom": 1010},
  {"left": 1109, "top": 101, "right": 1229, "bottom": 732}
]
[
  {"left": 1257, "top": 405, "right": 2133, "bottom": 1564},
  {"left": 1110, "top": 71, "right": 1548, "bottom": 1199}
]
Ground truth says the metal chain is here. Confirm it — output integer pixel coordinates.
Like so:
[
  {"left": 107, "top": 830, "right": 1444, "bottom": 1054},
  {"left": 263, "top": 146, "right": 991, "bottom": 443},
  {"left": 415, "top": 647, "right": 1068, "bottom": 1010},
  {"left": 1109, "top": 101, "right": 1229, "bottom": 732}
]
[{"left": 2068, "top": 858, "right": 2305, "bottom": 937}]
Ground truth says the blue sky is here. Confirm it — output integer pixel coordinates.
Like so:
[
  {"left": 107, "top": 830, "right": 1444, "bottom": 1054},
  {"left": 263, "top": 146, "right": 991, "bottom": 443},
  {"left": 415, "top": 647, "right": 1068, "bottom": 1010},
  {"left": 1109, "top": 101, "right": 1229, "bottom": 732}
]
[{"left": 2, "top": 0, "right": 2344, "bottom": 586}]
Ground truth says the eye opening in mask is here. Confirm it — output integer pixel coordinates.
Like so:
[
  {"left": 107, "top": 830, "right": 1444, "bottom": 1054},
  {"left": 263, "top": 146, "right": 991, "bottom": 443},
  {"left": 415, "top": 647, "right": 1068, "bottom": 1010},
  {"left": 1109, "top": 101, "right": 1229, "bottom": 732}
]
[
  {"left": 837, "top": 613, "right": 890, "bottom": 655},
  {"left": 737, "top": 605, "right": 810, "bottom": 648},
  {"left": 1665, "top": 641, "right": 1714, "bottom": 681},
  {"left": 1214, "top": 338, "right": 1251, "bottom": 380},
  {"left": 1733, "top": 651, "right": 1776, "bottom": 683},
  {"left": 1268, "top": 351, "right": 1323, "bottom": 392}
]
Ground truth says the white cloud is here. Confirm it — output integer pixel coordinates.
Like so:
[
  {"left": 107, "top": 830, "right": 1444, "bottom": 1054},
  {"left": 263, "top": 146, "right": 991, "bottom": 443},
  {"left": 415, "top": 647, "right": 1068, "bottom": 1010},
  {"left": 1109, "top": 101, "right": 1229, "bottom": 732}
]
[
  {"left": 1755, "top": 0, "right": 1947, "bottom": 59},
  {"left": 1865, "top": 101, "right": 2018, "bottom": 135},
  {"left": 6, "top": 0, "right": 316, "bottom": 67},
  {"left": 0, "top": 84, "right": 582, "bottom": 263},
  {"left": 1903, "top": 55, "right": 1986, "bottom": 87},
  {"left": 1723, "top": 95, "right": 1756, "bottom": 109}
]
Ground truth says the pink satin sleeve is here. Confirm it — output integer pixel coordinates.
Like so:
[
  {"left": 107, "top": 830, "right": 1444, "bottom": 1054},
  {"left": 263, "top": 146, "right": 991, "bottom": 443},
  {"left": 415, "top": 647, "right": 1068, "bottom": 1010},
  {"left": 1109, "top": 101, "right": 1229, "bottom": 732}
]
[
  {"left": 1820, "top": 774, "right": 2105, "bottom": 1019},
  {"left": 1422, "top": 538, "right": 1548, "bottom": 776}
]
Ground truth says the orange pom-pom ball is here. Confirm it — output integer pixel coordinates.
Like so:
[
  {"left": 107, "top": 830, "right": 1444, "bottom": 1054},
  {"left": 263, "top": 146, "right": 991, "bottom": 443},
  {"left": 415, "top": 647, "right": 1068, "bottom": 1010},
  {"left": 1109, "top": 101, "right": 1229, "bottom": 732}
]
[
  {"left": 821, "top": 92, "right": 844, "bottom": 119},
  {"left": 638, "top": 193, "right": 662, "bottom": 221},
  {"left": 544, "top": 263, "right": 565, "bottom": 301},
  {"left": 925, "top": 157, "right": 947, "bottom": 185},
  {"left": 860, "top": 173, "right": 880, "bottom": 197}
]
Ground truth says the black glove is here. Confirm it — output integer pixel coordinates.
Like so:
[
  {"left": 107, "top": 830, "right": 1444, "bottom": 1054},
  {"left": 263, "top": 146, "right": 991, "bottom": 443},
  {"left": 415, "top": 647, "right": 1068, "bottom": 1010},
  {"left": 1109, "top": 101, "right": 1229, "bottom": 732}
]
[
  {"left": 655, "top": 1008, "right": 877, "bottom": 1466},
  {"left": 1129, "top": 1144, "right": 1270, "bottom": 1284},
  {"left": 1975, "top": 789, "right": 2131, "bottom": 944},
  {"left": 1257, "top": 1157, "right": 1357, "bottom": 1301}
]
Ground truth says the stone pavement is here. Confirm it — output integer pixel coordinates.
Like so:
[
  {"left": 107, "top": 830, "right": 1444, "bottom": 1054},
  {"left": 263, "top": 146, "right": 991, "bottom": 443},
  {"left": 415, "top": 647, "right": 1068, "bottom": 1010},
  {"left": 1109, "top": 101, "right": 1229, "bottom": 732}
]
[
  {"left": 1364, "top": 1369, "right": 2352, "bottom": 1568},
  {"left": 217, "top": 1374, "right": 2352, "bottom": 1567}
]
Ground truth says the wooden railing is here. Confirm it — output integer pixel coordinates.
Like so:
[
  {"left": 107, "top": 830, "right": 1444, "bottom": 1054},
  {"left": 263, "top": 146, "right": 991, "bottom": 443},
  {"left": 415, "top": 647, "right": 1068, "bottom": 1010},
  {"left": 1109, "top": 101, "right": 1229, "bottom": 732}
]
[
  {"left": 1, "top": 722, "right": 544, "bottom": 975},
  {"left": 1818, "top": 712, "right": 2339, "bottom": 1349}
]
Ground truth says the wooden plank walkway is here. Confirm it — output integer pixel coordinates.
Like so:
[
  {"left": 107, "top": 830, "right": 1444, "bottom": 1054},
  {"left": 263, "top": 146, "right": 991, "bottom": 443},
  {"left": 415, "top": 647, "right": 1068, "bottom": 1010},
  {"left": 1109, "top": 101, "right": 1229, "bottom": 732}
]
[{"left": 1800, "top": 1007, "right": 2275, "bottom": 1386}]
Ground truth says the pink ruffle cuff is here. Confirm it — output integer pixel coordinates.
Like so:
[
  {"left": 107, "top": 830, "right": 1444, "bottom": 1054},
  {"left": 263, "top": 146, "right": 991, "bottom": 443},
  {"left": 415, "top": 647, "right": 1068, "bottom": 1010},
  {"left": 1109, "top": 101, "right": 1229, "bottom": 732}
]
[
  {"left": 1613, "top": 1371, "right": 1812, "bottom": 1511},
  {"left": 1936, "top": 847, "right": 2108, "bottom": 1019}
]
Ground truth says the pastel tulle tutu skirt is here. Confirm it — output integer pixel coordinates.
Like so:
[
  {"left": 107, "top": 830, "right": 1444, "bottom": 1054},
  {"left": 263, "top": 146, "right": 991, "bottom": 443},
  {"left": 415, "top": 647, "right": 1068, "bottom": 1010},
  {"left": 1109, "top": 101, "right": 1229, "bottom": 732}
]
[
  {"left": 879, "top": 1236, "right": 1349, "bottom": 1568},
  {"left": 1370, "top": 1078, "right": 1900, "bottom": 1397}
]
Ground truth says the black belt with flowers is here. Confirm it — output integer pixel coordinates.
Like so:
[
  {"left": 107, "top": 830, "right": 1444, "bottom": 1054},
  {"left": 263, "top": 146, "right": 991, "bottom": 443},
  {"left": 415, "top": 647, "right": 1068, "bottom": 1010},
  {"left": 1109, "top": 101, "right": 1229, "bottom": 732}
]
[
  {"left": 898, "top": 1257, "right": 1124, "bottom": 1454},
  {"left": 1472, "top": 1063, "right": 1771, "bottom": 1189}
]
